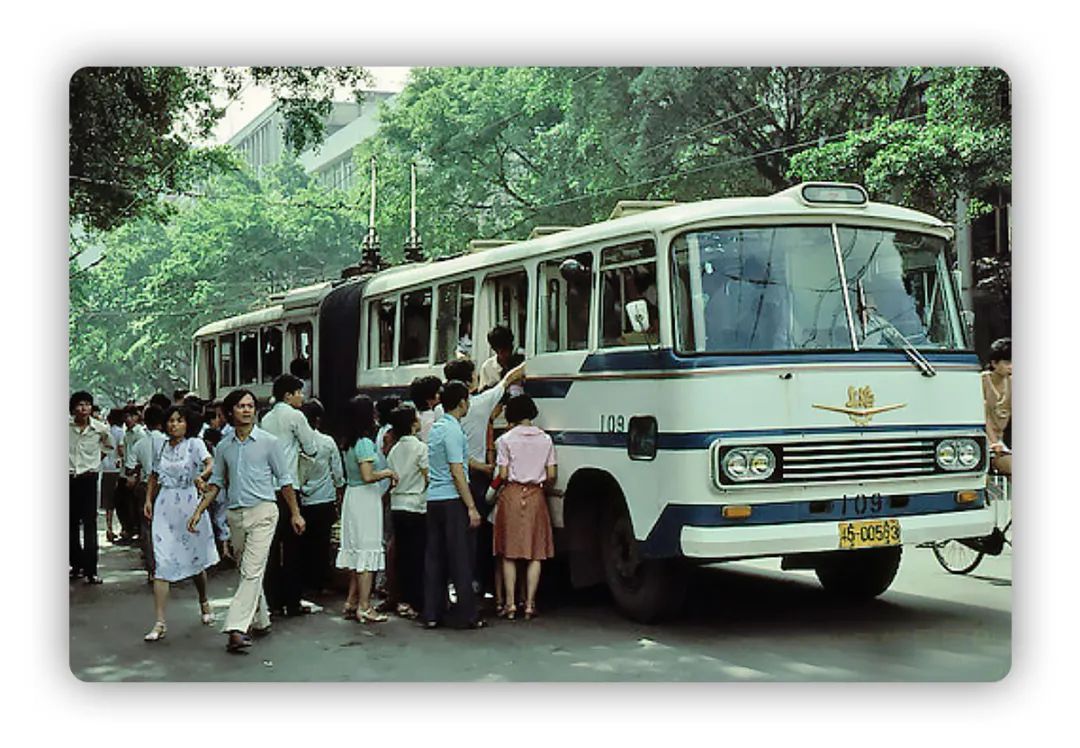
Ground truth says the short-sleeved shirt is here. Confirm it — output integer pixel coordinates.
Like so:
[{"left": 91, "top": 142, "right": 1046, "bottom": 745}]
[
  {"left": 69, "top": 417, "right": 111, "bottom": 476},
  {"left": 427, "top": 414, "right": 469, "bottom": 501},
  {"left": 461, "top": 382, "right": 504, "bottom": 463},
  {"left": 259, "top": 401, "right": 318, "bottom": 488},
  {"left": 388, "top": 434, "right": 428, "bottom": 513},
  {"left": 418, "top": 409, "right": 438, "bottom": 443},
  {"left": 496, "top": 425, "right": 557, "bottom": 485},
  {"left": 210, "top": 426, "right": 293, "bottom": 509},
  {"left": 298, "top": 431, "right": 345, "bottom": 506},
  {"left": 478, "top": 355, "right": 503, "bottom": 390},
  {"left": 343, "top": 438, "right": 378, "bottom": 487},
  {"left": 130, "top": 429, "right": 167, "bottom": 483}
]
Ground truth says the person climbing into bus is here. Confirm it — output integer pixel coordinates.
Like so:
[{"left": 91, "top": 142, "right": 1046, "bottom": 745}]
[{"left": 478, "top": 325, "right": 517, "bottom": 390}]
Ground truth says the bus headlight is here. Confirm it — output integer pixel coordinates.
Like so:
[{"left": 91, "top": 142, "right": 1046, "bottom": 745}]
[
  {"left": 722, "top": 447, "right": 776, "bottom": 482},
  {"left": 936, "top": 439, "right": 981, "bottom": 471}
]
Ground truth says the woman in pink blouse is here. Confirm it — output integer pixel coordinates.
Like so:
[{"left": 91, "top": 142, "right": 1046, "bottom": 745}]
[{"left": 493, "top": 394, "right": 556, "bottom": 620}]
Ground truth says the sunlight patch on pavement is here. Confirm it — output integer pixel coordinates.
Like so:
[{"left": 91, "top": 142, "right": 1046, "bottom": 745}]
[{"left": 785, "top": 662, "right": 853, "bottom": 678}]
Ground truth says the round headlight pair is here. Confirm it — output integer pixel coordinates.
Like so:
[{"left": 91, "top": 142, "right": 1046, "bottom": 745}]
[
  {"left": 936, "top": 439, "right": 982, "bottom": 471},
  {"left": 722, "top": 447, "right": 776, "bottom": 482}
]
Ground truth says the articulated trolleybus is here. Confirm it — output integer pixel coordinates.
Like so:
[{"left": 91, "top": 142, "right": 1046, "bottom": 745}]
[{"left": 192, "top": 182, "right": 993, "bottom": 622}]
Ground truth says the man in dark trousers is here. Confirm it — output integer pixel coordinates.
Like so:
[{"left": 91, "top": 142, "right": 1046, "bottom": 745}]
[
  {"left": 69, "top": 391, "right": 111, "bottom": 584},
  {"left": 422, "top": 380, "right": 485, "bottom": 629}
]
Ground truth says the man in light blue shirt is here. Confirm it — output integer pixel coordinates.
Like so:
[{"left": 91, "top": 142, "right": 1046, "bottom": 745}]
[
  {"left": 423, "top": 380, "right": 484, "bottom": 629},
  {"left": 188, "top": 389, "right": 305, "bottom": 654}
]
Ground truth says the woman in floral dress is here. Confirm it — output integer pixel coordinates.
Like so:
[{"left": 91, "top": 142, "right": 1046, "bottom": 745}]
[{"left": 142, "top": 406, "right": 219, "bottom": 641}]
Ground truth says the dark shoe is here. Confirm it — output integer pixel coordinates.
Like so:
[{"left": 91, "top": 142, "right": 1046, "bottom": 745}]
[
  {"left": 466, "top": 618, "right": 488, "bottom": 630},
  {"left": 69, "top": 567, "right": 82, "bottom": 580},
  {"left": 250, "top": 626, "right": 272, "bottom": 639},
  {"left": 114, "top": 536, "right": 133, "bottom": 546},
  {"left": 283, "top": 606, "right": 311, "bottom": 617},
  {"left": 420, "top": 620, "right": 439, "bottom": 630},
  {"left": 85, "top": 575, "right": 103, "bottom": 585},
  {"left": 225, "top": 632, "right": 252, "bottom": 653}
]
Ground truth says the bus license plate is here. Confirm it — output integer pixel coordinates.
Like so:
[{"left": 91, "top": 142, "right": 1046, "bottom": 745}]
[{"left": 838, "top": 519, "right": 901, "bottom": 550}]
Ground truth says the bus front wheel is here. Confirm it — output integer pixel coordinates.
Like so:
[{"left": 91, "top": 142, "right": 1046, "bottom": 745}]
[
  {"left": 814, "top": 547, "right": 902, "bottom": 600},
  {"left": 600, "top": 505, "right": 686, "bottom": 623}
]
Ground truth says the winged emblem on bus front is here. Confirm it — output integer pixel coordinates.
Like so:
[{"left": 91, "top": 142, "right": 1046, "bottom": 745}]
[{"left": 812, "top": 386, "right": 906, "bottom": 426}]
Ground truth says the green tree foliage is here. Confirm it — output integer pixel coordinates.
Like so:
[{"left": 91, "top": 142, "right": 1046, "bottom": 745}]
[
  {"left": 69, "top": 66, "right": 371, "bottom": 236},
  {"left": 69, "top": 155, "right": 367, "bottom": 400},
  {"left": 786, "top": 67, "right": 1011, "bottom": 219},
  {"left": 356, "top": 67, "right": 923, "bottom": 258}
]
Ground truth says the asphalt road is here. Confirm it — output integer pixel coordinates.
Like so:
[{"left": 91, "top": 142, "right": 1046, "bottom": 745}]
[{"left": 69, "top": 529, "right": 1010, "bottom": 682}]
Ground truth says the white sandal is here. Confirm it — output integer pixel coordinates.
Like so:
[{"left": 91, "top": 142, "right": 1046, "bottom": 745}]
[
  {"left": 144, "top": 621, "right": 167, "bottom": 642},
  {"left": 358, "top": 607, "right": 389, "bottom": 623}
]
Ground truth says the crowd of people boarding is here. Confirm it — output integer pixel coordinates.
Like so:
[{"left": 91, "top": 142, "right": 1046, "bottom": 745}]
[{"left": 69, "top": 326, "right": 559, "bottom": 654}]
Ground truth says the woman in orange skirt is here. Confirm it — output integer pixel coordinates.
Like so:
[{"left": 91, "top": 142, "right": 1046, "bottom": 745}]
[{"left": 493, "top": 394, "right": 556, "bottom": 620}]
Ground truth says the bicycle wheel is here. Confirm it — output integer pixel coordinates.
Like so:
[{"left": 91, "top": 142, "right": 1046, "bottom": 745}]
[
  {"left": 932, "top": 539, "right": 984, "bottom": 575},
  {"left": 1002, "top": 520, "right": 1012, "bottom": 547}
]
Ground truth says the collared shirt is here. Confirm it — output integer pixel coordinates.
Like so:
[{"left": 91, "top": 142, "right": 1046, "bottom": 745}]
[
  {"left": 426, "top": 413, "right": 469, "bottom": 502},
  {"left": 478, "top": 355, "right": 503, "bottom": 390},
  {"left": 388, "top": 434, "right": 428, "bottom": 513},
  {"left": 100, "top": 425, "right": 123, "bottom": 473},
  {"left": 69, "top": 417, "right": 111, "bottom": 475},
  {"left": 259, "top": 401, "right": 317, "bottom": 488},
  {"left": 496, "top": 425, "right": 556, "bottom": 485},
  {"left": 123, "top": 423, "right": 147, "bottom": 466},
  {"left": 298, "top": 431, "right": 345, "bottom": 506},
  {"left": 461, "top": 382, "right": 503, "bottom": 463},
  {"left": 210, "top": 426, "right": 293, "bottom": 509},
  {"left": 343, "top": 438, "right": 378, "bottom": 487},
  {"left": 128, "top": 429, "right": 167, "bottom": 483}
]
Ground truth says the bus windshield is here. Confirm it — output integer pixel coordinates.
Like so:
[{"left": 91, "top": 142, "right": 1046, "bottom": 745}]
[{"left": 671, "top": 225, "right": 963, "bottom": 354}]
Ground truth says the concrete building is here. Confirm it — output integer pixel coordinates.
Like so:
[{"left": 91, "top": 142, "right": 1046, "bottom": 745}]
[{"left": 227, "top": 92, "right": 396, "bottom": 188}]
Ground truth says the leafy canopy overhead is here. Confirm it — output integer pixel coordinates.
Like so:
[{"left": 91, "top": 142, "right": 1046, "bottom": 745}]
[{"left": 69, "top": 66, "right": 371, "bottom": 234}]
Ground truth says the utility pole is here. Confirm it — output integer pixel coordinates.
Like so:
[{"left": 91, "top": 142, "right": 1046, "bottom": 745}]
[
  {"left": 403, "top": 161, "right": 424, "bottom": 263},
  {"left": 954, "top": 190, "right": 974, "bottom": 314},
  {"left": 359, "top": 155, "right": 381, "bottom": 274}
]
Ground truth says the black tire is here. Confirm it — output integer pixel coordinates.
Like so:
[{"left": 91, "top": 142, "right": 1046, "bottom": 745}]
[
  {"left": 932, "top": 539, "right": 984, "bottom": 575},
  {"left": 600, "top": 503, "right": 686, "bottom": 623},
  {"left": 814, "top": 546, "right": 902, "bottom": 599}
]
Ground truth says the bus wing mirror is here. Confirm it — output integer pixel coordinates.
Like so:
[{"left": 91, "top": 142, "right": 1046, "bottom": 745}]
[
  {"left": 626, "top": 299, "right": 650, "bottom": 333},
  {"left": 559, "top": 257, "right": 588, "bottom": 282}
]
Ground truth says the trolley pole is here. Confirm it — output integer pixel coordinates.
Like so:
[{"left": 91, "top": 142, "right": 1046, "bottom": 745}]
[
  {"left": 360, "top": 155, "right": 381, "bottom": 274},
  {"left": 403, "top": 161, "right": 424, "bottom": 263}
]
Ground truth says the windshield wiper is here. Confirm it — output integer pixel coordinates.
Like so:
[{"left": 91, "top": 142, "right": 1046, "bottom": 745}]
[{"left": 856, "top": 279, "right": 937, "bottom": 377}]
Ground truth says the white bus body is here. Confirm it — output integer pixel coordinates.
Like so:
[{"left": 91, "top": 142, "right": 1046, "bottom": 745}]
[{"left": 193, "top": 183, "right": 993, "bottom": 621}]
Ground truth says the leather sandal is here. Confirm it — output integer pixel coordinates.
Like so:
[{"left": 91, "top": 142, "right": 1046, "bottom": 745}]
[
  {"left": 358, "top": 607, "right": 389, "bottom": 623},
  {"left": 200, "top": 600, "right": 213, "bottom": 625},
  {"left": 524, "top": 603, "right": 537, "bottom": 621},
  {"left": 144, "top": 621, "right": 167, "bottom": 642}
]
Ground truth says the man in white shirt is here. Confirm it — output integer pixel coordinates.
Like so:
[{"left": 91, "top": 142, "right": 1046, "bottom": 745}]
[
  {"left": 477, "top": 325, "right": 517, "bottom": 390},
  {"left": 69, "top": 391, "right": 112, "bottom": 584},
  {"left": 100, "top": 408, "right": 125, "bottom": 544},
  {"left": 259, "top": 374, "right": 318, "bottom": 616},
  {"left": 442, "top": 357, "right": 526, "bottom": 600}
]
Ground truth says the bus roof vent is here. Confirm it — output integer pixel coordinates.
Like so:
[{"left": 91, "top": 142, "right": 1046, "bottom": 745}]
[
  {"left": 608, "top": 199, "right": 678, "bottom": 220},
  {"left": 468, "top": 239, "right": 518, "bottom": 253},
  {"left": 527, "top": 225, "right": 575, "bottom": 240}
]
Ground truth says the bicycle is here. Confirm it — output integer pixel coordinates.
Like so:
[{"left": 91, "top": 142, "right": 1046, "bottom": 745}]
[{"left": 931, "top": 472, "right": 1011, "bottom": 575}]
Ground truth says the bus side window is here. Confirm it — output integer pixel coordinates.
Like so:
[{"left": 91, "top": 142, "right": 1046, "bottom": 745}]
[
  {"left": 400, "top": 288, "right": 433, "bottom": 365},
  {"left": 261, "top": 326, "right": 283, "bottom": 383},
  {"left": 369, "top": 298, "right": 397, "bottom": 368},
  {"left": 202, "top": 339, "right": 217, "bottom": 398},
  {"left": 538, "top": 252, "right": 592, "bottom": 353},
  {"left": 220, "top": 334, "right": 236, "bottom": 387},
  {"left": 599, "top": 240, "right": 657, "bottom": 348},
  {"left": 435, "top": 278, "right": 475, "bottom": 362},
  {"left": 238, "top": 330, "right": 259, "bottom": 384}
]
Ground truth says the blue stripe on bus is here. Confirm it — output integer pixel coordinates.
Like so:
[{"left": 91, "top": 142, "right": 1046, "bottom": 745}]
[
  {"left": 524, "top": 379, "right": 575, "bottom": 399},
  {"left": 579, "top": 348, "right": 980, "bottom": 373},
  {"left": 637, "top": 490, "right": 986, "bottom": 559},
  {"left": 549, "top": 423, "right": 985, "bottom": 451}
]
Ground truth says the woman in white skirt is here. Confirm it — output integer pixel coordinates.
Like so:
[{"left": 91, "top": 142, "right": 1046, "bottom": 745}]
[
  {"left": 142, "top": 405, "right": 219, "bottom": 641},
  {"left": 337, "top": 395, "right": 397, "bottom": 623}
]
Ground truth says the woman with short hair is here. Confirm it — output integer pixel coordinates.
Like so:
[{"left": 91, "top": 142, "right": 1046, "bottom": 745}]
[
  {"left": 492, "top": 394, "right": 556, "bottom": 621},
  {"left": 982, "top": 337, "right": 1012, "bottom": 475},
  {"left": 142, "top": 405, "right": 219, "bottom": 641}
]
